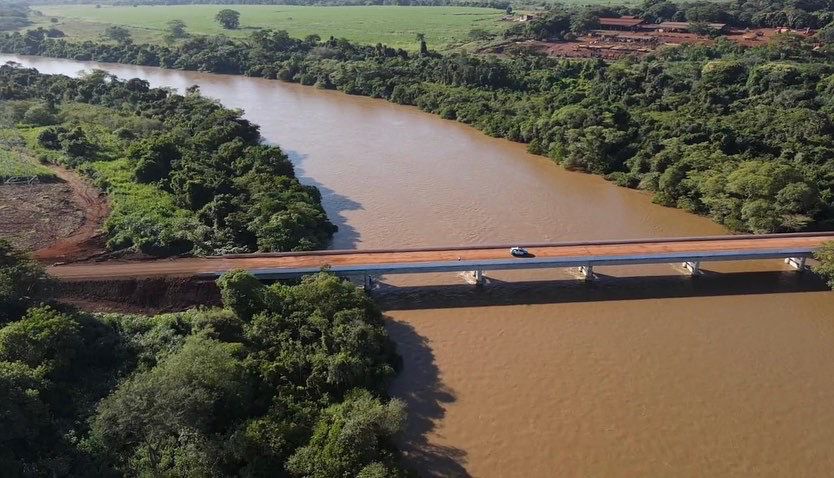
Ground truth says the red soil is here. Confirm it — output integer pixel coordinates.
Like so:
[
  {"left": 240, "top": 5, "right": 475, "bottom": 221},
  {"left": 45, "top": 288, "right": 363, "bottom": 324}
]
[{"left": 32, "top": 165, "right": 110, "bottom": 264}]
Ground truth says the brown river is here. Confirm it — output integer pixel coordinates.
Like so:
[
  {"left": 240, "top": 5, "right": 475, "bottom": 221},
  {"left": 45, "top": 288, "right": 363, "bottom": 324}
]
[{"left": 6, "top": 54, "right": 834, "bottom": 477}]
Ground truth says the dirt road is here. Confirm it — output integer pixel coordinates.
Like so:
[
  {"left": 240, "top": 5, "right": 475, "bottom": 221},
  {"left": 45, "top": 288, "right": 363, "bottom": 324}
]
[{"left": 48, "top": 233, "right": 834, "bottom": 281}]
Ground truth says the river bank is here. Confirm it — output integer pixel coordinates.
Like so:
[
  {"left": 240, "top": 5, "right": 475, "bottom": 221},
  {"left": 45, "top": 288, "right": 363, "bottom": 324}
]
[
  {"left": 5, "top": 54, "right": 834, "bottom": 477},
  {"left": 6, "top": 33, "right": 831, "bottom": 236}
]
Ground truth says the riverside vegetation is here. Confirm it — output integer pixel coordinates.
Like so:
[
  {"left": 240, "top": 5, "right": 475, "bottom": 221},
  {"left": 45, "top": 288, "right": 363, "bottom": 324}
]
[
  {"left": 0, "top": 55, "right": 408, "bottom": 478},
  {"left": 0, "top": 240, "right": 408, "bottom": 476},
  {"left": 4, "top": 22, "right": 834, "bottom": 234},
  {"left": 0, "top": 64, "right": 336, "bottom": 255}
]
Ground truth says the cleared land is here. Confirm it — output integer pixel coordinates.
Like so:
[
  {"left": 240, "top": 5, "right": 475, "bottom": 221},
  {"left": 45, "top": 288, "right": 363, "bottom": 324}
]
[
  {"left": 510, "top": 25, "right": 813, "bottom": 59},
  {"left": 30, "top": 5, "right": 507, "bottom": 50},
  {"left": 0, "top": 162, "right": 107, "bottom": 257},
  {"left": 0, "top": 181, "right": 83, "bottom": 251}
]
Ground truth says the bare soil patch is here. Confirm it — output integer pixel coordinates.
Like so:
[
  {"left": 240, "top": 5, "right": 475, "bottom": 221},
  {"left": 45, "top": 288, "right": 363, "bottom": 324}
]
[
  {"left": 513, "top": 28, "right": 817, "bottom": 60},
  {"left": 0, "top": 164, "right": 109, "bottom": 262},
  {"left": 0, "top": 179, "right": 85, "bottom": 250}
]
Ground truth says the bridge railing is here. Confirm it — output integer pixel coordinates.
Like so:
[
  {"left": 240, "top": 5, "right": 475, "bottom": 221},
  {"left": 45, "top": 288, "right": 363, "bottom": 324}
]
[{"left": 223, "top": 247, "right": 817, "bottom": 281}]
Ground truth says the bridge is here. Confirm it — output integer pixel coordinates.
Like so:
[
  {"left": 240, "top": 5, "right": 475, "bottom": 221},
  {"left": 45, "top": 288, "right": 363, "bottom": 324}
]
[{"left": 48, "top": 232, "right": 834, "bottom": 288}]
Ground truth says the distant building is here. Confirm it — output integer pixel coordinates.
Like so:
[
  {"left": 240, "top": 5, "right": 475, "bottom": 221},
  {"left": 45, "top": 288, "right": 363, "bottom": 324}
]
[
  {"left": 590, "top": 31, "right": 659, "bottom": 45},
  {"left": 597, "top": 16, "right": 645, "bottom": 31},
  {"left": 640, "top": 21, "right": 729, "bottom": 33},
  {"left": 515, "top": 13, "right": 542, "bottom": 22}
]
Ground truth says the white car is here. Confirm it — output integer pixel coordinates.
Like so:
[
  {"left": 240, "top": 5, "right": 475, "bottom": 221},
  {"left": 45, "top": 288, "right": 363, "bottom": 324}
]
[{"left": 510, "top": 247, "right": 529, "bottom": 257}]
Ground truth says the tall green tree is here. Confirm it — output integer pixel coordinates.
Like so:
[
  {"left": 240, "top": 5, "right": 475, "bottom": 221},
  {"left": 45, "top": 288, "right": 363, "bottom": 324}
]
[
  {"left": 166, "top": 19, "right": 188, "bottom": 39},
  {"left": 0, "top": 240, "right": 47, "bottom": 324},
  {"left": 215, "top": 9, "right": 240, "bottom": 30},
  {"left": 103, "top": 25, "right": 131, "bottom": 44},
  {"left": 286, "top": 390, "right": 407, "bottom": 478},
  {"left": 416, "top": 32, "right": 428, "bottom": 56},
  {"left": 91, "top": 336, "right": 251, "bottom": 476},
  {"left": 814, "top": 242, "right": 834, "bottom": 288}
]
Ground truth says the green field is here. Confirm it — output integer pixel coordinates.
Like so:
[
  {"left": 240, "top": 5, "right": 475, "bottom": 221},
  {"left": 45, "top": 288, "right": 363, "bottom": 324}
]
[
  {"left": 0, "top": 145, "right": 55, "bottom": 181},
  {"left": 31, "top": 4, "right": 508, "bottom": 50}
]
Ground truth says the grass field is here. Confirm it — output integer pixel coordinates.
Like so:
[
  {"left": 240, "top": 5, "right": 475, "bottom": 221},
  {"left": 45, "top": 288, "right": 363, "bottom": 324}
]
[
  {"left": 0, "top": 146, "right": 55, "bottom": 181},
  {"left": 30, "top": 5, "right": 508, "bottom": 50}
]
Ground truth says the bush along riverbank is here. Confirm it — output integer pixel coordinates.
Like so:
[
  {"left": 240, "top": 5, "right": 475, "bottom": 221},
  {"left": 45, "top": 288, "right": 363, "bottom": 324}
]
[
  {"left": 0, "top": 64, "right": 336, "bottom": 256},
  {"left": 4, "top": 29, "right": 834, "bottom": 234},
  {"left": 0, "top": 240, "right": 408, "bottom": 476}
]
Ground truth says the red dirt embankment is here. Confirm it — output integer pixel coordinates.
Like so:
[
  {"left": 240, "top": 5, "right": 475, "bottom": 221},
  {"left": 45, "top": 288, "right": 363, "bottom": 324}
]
[{"left": 54, "top": 277, "right": 221, "bottom": 314}]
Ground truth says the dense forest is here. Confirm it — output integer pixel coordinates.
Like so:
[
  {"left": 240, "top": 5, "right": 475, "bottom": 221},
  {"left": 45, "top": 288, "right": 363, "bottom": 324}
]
[
  {"left": 0, "top": 240, "right": 408, "bottom": 476},
  {"left": 0, "top": 64, "right": 336, "bottom": 255},
  {"left": 4, "top": 26, "right": 834, "bottom": 233}
]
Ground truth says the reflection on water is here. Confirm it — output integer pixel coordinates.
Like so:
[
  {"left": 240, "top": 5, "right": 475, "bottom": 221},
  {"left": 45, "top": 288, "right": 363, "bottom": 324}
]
[{"left": 6, "top": 54, "right": 834, "bottom": 477}]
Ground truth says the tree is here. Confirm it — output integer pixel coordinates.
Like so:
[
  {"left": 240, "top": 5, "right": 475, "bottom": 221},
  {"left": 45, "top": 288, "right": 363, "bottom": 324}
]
[
  {"left": 215, "top": 9, "right": 240, "bottom": 30},
  {"left": 416, "top": 32, "right": 428, "bottom": 56},
  {"left": 103, "top": 25, "right": 131, "bottom": 44},
  {"left": 166, "top": 19, "right": 188, "bottom": 39},
  {"left": 0, "top": 306, "right": 83, "bottom": 374},
  {"left": 641, "top": 0, "right": 677, "bottom": 22},
  {"left": 217, "top": 269, "right": 265, "bottom": 321},
  {"left": 570, "top": 12, "right": 599, "bottom": 34},
  {"left": 818, "top": 21, "right": 834, "bottom": 43},
  {"left": 127, "top": 133, "right": 181, "bottom": 184},
  {"left": 22, "top": 103, "right": 57, "bottom": 126},
  {"left": 286, "top": 390, "right": 407, "bottom": 478},
  {"left": 243, "top": 272, "right": 399, "bottom": 401},
  {"left": 721, "top": 161, "right": 820, "bottom": 233},
  {"left": 37, "top": 126, "right": 64, "bottom": 149},
  {"left": 0, "top": 305, "right": 128, "bottom": 475},
  {"left": 91, "top": 336, "right": 251, "bottom": 476},
  {"left": 814, "top": 242, "right": 834, "bottom": 288},
  {"left": 689, "top": 21, "right": 720, "bottom": 38},
  {"left": 0, "top": 361, "right": 51, "bottom": 476},
  {"left": 0, "top": 241, "right": 47, "bottom": 324},
  {"left": 59, "top": 126, "right": 96, "bottom": 160}
]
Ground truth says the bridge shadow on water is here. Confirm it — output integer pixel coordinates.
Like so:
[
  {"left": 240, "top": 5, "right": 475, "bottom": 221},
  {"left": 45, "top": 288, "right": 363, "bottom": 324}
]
[
  {"left": 285, "top": 150, "right": 363, "bottom": 249},
  {"left": 385, "top": 319, "right": 471, "bottom": 477},
  {"left": 373, "top": 270, "right": 830, "bottom": 311}
]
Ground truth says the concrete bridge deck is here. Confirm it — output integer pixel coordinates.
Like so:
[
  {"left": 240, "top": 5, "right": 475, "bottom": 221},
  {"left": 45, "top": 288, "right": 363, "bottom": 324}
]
[{"left": 48, "top": 232, "right": 834, "bottom": 283}]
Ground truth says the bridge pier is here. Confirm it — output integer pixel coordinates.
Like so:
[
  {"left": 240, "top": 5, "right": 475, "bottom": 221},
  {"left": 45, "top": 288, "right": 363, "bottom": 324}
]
[
  {"left": 362, "top": 274, "right": 373, "bottom": 291},
  {"left": 578, "top": 265, "right": 594, "bottom": 281},
  {"left": 682, "top": 261, "right": 701, "bottom": 276},
  {"left": 785, "top": 256, "right": 807, "bottom": 271},
  {"left": 465, "top": 269, "right": 485, "bottom": 286}
]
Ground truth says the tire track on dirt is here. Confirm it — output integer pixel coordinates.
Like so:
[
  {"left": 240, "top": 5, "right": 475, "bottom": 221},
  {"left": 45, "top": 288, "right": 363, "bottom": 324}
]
[{"left": 33, "top": 165, "right": 109, "bottom": 263}]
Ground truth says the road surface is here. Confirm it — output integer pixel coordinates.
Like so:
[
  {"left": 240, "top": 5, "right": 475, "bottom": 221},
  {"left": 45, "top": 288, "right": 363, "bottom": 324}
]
[{"left": 47, "top": 233, "right": 834, "bottom": 281}]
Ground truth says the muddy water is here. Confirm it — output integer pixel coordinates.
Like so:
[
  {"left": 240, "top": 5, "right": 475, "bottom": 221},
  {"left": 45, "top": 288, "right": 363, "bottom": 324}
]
[{"left": 7, "top": 54, "right": 834, "bottom": 477}]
